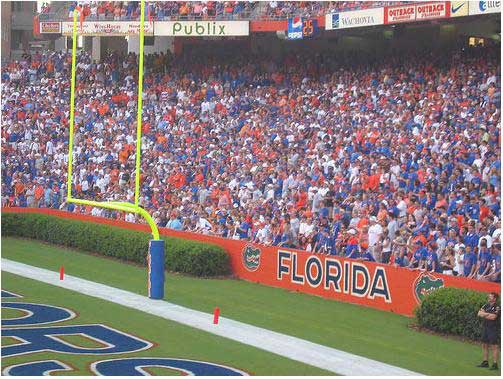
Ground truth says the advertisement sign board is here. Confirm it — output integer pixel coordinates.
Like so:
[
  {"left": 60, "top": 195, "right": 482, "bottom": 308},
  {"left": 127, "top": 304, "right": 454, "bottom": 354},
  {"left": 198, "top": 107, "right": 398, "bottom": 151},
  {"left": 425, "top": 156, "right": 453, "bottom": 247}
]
[
  {"left": 287, "top": 17, "right": 304, "bottom": 39},
  {"left": 62, "top": 21, "right": 154, "bottom": 36},
  {"left": 155, "top": 21, "right": 249, "bottom": 36},
  {"left": 40, "top": 22, "right": 61, "bottom": 34},
  {"left": 450, "top": 1, "right": 469, "bottom": 17},
  {"left": 326, "top": 8, "right": 384, "bottom": 30},
  {"left": 384, "top": 3, "right": 417, "bottom": 23},
  {"left": 384, "top": 2, "right": 451, "bottom": 23},
  {"left": 469, "top": 1, "right": 501, "bottom": 15},
  {"left": 416, "top": 2, "right": 449, "bottom": 20}
]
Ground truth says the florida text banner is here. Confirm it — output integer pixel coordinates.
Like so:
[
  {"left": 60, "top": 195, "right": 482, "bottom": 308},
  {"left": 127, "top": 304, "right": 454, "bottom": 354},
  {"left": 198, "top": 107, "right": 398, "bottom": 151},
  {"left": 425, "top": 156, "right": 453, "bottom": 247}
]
[{"left": 4, "top": 208, "right": 499, "bottom": 317}]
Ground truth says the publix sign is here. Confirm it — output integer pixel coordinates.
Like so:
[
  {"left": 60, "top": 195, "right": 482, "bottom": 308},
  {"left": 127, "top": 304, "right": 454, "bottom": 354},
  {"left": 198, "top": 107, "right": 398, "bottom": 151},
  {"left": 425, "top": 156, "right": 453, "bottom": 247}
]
[{"left": 156, "top": 21, "right": 249, "bottom": 37}]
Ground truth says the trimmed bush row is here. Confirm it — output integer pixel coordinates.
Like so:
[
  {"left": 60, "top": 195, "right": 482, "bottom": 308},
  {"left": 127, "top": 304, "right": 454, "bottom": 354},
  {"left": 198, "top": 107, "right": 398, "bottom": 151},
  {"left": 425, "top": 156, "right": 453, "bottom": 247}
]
[
  {"left": 2, "top": 212, "right": 230, "bottom": 277},
  {"left": 415, "top": 287, "right": 498, "bottom": 341}
]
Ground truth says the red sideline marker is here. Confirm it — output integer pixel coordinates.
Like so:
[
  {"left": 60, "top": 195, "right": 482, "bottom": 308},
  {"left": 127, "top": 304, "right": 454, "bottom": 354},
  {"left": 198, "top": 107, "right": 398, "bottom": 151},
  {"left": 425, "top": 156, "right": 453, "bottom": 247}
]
[
  {"left": 213, "top": 307, "right": 220, "bottom": 324},
  {"left": 59, "top": 266, "right": 64, "bottom": 280}
]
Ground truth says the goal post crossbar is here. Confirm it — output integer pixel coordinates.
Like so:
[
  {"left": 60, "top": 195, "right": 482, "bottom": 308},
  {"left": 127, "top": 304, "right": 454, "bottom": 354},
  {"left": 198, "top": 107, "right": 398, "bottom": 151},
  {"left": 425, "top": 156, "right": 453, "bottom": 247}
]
[{"left": 66, "top": 199, "right": 160, "bottom": 240}]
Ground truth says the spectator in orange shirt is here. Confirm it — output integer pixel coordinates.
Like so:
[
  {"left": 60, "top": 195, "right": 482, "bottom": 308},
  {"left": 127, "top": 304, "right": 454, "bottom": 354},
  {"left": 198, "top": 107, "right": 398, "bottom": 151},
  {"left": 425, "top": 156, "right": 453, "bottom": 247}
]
[{"left": 34, "top": 184, "right": 44, "bottom": 207}]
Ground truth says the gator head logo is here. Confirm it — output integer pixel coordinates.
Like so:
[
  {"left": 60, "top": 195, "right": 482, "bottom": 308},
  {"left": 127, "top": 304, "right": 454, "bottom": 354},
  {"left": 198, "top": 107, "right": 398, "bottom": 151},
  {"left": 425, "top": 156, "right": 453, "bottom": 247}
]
[
  {"left": 413, "top": 273, "right": 444, "bottom": 302},
  {"left": 242, "top": 245, "right": 261, "bottom": 272}
]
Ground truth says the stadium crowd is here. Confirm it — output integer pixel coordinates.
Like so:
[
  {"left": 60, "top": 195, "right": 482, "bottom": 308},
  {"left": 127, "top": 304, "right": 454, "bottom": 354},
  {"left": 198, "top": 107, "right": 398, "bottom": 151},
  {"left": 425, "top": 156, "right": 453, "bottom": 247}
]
[
  {"left": 1, "top": 45, "right": 500, "bottom": 282},
  {"left": 64, "top": 1, "right": 409, "bottom": 21},
  {"left": 68, "top": 1, "right": 258, "bottom": 21}
]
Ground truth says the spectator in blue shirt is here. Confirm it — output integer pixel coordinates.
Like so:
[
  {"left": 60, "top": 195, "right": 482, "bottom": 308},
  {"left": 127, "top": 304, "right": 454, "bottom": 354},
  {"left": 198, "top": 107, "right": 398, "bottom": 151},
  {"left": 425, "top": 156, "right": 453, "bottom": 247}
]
[
  {"left": 426, "top": 243, "right": 441, "bottom": 273},
  {"left": 239, "top": 220, "right": 252, "bottom": 240},
  {"left": 360, "top": 249, "right": 376, "bottom": 262},
  {"left": 464, "top": 223, "right": 480, "bottom": 248},
  {"left": 463, "top": 245, "right": 478, "bottom": 278},
  {"left": 44, "top": 187, "right": 52, "bottom": 208},
  {"left": 314, "top": 228, "right": 335, "bottom": 255},
  {"left": 477, "top": 240, "right": 493, "bottom": 279},
  {"left": 408, "top": 240, "right": 427, "bottom": 269},
  {"left": 466, "top": 197, "right": 480, "bottom": 221},
  {"left": 166, "top": 213, "right": 183, "bottom": 230},
  {"left": 346, "top": 247, "right": 360, "bottom": 260},
  {"left": 393, "top": 249, "right": 408, "bottom": 267}
]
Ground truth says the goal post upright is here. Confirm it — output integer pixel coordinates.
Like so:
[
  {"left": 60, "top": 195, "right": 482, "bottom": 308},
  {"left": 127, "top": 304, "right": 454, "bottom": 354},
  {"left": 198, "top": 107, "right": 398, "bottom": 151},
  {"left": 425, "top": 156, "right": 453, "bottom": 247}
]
[
  {"left": 66, "top": 0, "right": 164, "bottom": 299},
  {"left": 134, "top": 0, "right": 145, "bottom": 208},
  {"left": 66, "top": 9, "right": 78, "bottom": 201}
]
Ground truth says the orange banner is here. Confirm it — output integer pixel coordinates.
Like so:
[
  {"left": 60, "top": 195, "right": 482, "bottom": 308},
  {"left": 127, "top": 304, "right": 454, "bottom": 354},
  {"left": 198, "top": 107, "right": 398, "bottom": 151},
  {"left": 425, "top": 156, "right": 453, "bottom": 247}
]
[{"left": 3, "top": 207, "right": 499, "bottom": 316}]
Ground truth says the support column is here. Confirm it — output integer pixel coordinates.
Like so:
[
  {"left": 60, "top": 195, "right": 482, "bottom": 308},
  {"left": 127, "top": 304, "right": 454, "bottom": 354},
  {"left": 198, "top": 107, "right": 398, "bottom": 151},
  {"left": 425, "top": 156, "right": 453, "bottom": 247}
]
[
  {"left": 128, "top": 36, "right": 174, "bottom": 55},
  {"left": 91, "top": 36, "right": 101, "bottom": 62},
  {"left": 83, "top": 35, "right": 93, "bottom": 52},
  {"left": 54, "top": 36, "right": 67, "bottom": 52}
]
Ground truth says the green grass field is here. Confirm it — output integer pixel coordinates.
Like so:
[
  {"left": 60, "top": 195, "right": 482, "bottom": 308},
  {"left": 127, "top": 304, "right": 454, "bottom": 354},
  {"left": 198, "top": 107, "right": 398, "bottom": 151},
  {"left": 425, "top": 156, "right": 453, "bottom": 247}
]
[
  {"left": 1, "top": 272, "right": 331, "bottom": 376},
  {"left": 2, "top": 237, "right": 500, "bottom": 376}
]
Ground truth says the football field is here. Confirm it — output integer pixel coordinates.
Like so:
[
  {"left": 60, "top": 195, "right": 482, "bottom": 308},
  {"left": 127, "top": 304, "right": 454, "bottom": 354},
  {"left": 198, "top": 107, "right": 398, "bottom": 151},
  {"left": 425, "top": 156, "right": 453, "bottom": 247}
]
[
  {"left": 1, "top": 237, "right": 500, "bottom": 376},
  {"left": 2, "top": 271, "right": 332, "bottom": 376}
]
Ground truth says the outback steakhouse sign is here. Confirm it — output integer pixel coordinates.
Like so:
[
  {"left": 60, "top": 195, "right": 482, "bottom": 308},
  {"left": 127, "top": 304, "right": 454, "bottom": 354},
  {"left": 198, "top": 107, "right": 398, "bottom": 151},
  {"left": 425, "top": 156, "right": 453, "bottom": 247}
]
[
  {"left": 385, "top": 3, "right": 416, "bottom": 23},
  {"left": 384, "top": 2, "right": 450, "bottom": 24},
  {"left": 416, "top": 2, "right": 449, "bottom": 20}
]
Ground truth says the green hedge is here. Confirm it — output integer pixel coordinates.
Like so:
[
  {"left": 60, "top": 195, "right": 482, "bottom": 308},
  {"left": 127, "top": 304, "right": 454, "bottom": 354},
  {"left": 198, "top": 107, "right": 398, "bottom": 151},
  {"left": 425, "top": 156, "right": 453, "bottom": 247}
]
[
  {"left": 2, "top": 212, "right": 230, "bottom": 277},
  {"left": 415, "top": 287, "right": 497, "bottom": 341}
]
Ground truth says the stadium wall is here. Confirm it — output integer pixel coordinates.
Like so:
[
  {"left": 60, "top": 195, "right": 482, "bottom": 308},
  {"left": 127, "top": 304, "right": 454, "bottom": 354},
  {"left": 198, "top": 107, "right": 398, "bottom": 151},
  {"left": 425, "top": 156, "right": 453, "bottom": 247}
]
[{"left": 3, "top": 207, "right": 499, "bottom": 316}]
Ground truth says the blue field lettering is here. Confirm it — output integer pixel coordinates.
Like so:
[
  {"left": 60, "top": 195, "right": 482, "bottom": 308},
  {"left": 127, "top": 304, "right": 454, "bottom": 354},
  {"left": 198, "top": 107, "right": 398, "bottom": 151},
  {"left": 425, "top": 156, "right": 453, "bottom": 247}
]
[{"left": 1, "top": 289, "right": 247, "bottom": 375}]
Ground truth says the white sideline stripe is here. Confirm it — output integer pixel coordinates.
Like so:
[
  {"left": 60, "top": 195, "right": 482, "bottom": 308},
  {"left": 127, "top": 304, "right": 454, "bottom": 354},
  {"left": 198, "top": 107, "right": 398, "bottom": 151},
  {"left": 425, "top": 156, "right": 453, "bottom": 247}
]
[{"left": 2, "top": 259, "right": 421, "bottom": 376}]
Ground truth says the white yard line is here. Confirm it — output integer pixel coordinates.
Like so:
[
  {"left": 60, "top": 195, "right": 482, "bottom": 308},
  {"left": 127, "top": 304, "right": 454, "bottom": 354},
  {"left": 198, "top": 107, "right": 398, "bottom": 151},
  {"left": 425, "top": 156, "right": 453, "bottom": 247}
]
[{"left": 2, "top": 259, "right": 422, "bottom": 376}]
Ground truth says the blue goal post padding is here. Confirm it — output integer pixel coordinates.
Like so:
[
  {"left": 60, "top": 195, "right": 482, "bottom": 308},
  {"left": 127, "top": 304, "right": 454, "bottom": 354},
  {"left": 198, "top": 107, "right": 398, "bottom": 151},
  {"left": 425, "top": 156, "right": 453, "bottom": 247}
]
[{"left": 148, "top": 240, "right": 165, "bottom": 299}]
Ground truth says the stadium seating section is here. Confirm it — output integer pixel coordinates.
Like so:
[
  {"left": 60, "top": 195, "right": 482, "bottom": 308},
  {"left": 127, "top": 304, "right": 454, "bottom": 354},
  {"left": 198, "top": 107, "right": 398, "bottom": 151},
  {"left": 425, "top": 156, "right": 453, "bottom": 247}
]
[{"left": 1, "top": 29, "right": 500, "bottom": 282}]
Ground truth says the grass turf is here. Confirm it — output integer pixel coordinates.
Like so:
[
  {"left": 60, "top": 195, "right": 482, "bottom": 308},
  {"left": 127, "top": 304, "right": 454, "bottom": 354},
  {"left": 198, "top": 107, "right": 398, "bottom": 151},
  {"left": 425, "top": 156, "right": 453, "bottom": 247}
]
[
  {"left": 1, "top": 307, "right": 27, "bottom": 319},
  {"left": 2, "top": 237, "right": 500, "bottom": 376},
  {"left": 1, "top": 271, "right": 331, "bottom": 376},
  {"left": 54, "top": 334, "right": 110, "bottom": 349},
  {"left": 2, "top": 337, "right": 21, "bottom": 346}
]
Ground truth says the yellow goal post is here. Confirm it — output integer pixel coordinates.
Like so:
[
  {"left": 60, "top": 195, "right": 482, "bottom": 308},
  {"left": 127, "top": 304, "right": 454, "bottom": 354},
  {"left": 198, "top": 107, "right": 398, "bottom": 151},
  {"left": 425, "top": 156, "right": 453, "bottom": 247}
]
[{"left": 66, "top": 0, "right": 164, "bottom": 299}]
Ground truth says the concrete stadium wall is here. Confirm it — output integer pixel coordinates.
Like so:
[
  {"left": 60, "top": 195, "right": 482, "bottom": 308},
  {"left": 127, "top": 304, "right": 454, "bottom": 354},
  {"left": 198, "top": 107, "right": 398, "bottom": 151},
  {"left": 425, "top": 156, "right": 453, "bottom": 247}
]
[{"left": 128, "top": 35, "right": 174, "bottom": 55}]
